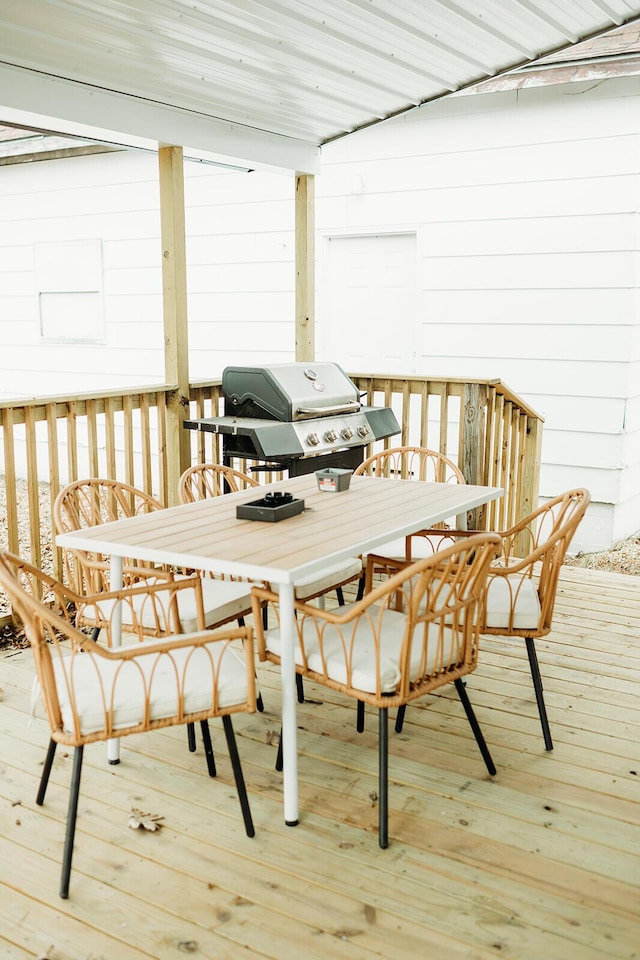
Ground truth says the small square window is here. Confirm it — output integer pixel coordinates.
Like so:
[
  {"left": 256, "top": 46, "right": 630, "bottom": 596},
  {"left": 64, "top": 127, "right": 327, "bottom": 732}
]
[{"left": 35, "top": 241, "right": 104, "bottom": 343}]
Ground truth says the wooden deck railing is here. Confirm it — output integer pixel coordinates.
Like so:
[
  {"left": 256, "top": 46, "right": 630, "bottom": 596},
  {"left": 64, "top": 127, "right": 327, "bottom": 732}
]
[
  {"left": 0, "top": 385, "right": 177, "bottom": 594},
  {"left": 0, "top": 374, "right": 542, "bottom": 622}
]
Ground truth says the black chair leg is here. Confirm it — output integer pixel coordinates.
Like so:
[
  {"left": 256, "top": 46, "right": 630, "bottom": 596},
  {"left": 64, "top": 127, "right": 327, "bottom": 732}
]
[
  {"left": 221, "top": 715, "right": 255, "bottom": 838},
  {"left": 525, "top": 637, "right": 553, "bottom": 751},
  {"left": 356, "top": 699, "right": 365, "bottom": 733},
  {"left": 336, "top": 586, "right": 345, "bottom": 605},
  {"left": 454, "top": 678, "right": 496, "bottom": 776},
  {"left": 60, "top": 745, "right": 84, "bottom": 899},
  {"left": 186, "top": 722, "right": 197, "bottom": 752},
  {"left": 355, "top": 574, "right": 366, "bottom": 601},
  {"left": 378, "top": 708, "right": 389, "bottom": 849},
  {"left": 394, "top": 704, "right": 406, "bottom": 734},
  {"left": 200, "top": 720, "right": 217, "bottom": 777},
  {"left": 36, "top": 739, "right": 57, "bottom": 806},
  {"left": 296, "top": 672, "right": 305, "bottom": 704}
]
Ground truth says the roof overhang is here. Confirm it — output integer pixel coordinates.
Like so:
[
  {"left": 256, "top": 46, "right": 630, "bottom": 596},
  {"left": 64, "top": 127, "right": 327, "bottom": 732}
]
[
  {"left": 2, "top": 2, "right": 640, "bottom": 174},
  {"left": 0, "top": 61, "right": 318, "bottom": 174}
]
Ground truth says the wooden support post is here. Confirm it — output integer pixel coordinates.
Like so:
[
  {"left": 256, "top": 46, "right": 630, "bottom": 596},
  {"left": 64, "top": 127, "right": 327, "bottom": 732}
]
[
  {"left": 159, "top": 145, "right": 190, "bottom": 504},
  {"left": 460, "top": 382, "right": 487, "bottom": 530},
  {"left": 295, "top": 173, "right": 315, "bottom": 361}
]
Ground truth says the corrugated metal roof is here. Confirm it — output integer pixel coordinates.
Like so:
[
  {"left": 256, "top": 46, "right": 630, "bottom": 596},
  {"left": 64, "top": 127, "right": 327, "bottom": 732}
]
[
  {"left": 466, "top": 19, "right": 640, "bottom": 93},
  {"left": 1, "top": 1, "right": 640, "bottom": 172}
]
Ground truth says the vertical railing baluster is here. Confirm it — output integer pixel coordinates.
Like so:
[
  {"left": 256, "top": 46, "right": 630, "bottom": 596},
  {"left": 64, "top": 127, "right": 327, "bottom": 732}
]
[
  {"left": 105, "top": 397, "right": 117, "bottom": 480},
  {"left": 157, "top": 390, "right": 169, "bottom": 504},
  {"left": 2, "top": 408, "right": 19, "bottom": 557},
  {"left": 24, "top": 406, "right": 42, "bottom": 576},
  {"left": 86, "top": 399, "right": 100, "bottom": 477},
  {"left": 123, "top": 394, "right": 135, "bottom": 488}
]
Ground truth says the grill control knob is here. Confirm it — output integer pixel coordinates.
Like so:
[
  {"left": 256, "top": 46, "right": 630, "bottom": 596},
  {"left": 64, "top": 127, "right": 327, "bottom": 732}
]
[
  {"left": 357, "top": 424, "right": 370, "bottom": 438},
  {"left": 341, "top": 426, "right": 354, "bottom": 440},
  {"left": 306, "top": 432, "right": 320, "bottom": 446},
  {"left": 323, "top": 429, "right": 337, "bottom": 443}
]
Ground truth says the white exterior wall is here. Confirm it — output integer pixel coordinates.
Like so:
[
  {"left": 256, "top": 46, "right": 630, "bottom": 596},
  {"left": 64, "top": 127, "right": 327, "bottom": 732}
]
[
  {"left": 1, "top": 76, "right": 639, "bottom": 552},
  {"left": 0, "top": 151, "right": 296, "bottom": 397},
  {"left": 0, "top": 152, "right": 164, "bottom": 394},
  {"left": 316, "top": 76, "right": 640, "bottom": 553}
]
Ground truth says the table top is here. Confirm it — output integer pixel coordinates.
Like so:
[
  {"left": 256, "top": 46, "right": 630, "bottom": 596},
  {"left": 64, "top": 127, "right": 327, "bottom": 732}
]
[{"left": 55, "top": 474, "right": 503, "bottom": 585}]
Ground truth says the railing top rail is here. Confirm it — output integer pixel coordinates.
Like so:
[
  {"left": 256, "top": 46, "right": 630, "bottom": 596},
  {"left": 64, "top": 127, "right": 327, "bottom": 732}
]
[
  {"left": 0, "top": 383, "right": 179, "bottom": 411},
  {"left": 0, "top": 384, "right": 181, "bottom": 426},
  {"left": 349, "top": 374, "right": 544, "bottom": 422}
]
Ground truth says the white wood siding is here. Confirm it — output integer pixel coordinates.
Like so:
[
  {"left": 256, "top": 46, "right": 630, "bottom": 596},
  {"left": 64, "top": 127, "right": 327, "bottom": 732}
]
[
  {"left": 0, "top": 151, "right": 295, "bottom": 396},
  {"left": 315, "top": 76, "right": 640, "bottom": 552}
]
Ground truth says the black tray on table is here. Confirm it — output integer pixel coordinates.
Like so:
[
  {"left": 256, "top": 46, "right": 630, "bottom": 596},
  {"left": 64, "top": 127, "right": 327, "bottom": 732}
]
[{"left": 236, "top": 491, "right": 304, "bottom": 522}]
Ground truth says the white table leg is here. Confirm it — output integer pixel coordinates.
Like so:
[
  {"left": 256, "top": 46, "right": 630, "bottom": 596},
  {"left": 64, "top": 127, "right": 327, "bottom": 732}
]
[
  {"left": 107, "top": 554, "right": 123, "bottom": 765},
  {"left": 278, "top": 582, "right": 299, "bottom": 825}
]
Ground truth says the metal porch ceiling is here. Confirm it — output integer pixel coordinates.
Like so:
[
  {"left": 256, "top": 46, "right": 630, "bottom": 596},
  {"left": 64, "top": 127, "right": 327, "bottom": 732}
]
[{"left": 1, "top": 1, "right": 640, "bottom": 173}]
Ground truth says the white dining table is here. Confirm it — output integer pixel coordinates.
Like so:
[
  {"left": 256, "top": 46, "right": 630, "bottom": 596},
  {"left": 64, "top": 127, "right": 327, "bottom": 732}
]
[{"left": 56, "top": 472, "right": 502, "bottom": 826}]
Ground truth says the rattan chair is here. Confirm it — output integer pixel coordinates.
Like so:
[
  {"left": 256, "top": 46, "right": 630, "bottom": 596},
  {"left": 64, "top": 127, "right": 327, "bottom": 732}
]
[
  {"left": 251, "top": 532, "right": 501, "bottom": 848},
  {"left": 370, "top": 488, "right": 591, "bottom": 749},
  {"left": 480, "top": 487, "right": 591, "bottom": 750},
  {"left": 179, "top": 462, "right": 260, "bottom": 500},
  {"left": 353, "top": 445, "right": 466, "bottom": 565},
  {"left": 355, "top": 445, "right": 465, "bottom": 483},
  {"left": 54, "top": 475, "right": 259, "bottom": 633},
  {"left": 0, "top": 550, "right": 256, "bottom": 898},
  {"left": 54, "top": 476, "right": 265, "bottom": 728}
]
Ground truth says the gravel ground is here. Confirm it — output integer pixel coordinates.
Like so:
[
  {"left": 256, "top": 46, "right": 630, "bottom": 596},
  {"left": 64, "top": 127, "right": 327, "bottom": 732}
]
[
  {"left": 563, "top": 531, "right": 640, "bottom": 575},
  {"left": 1, "top": 478, "right": 638, "bottom": 649}
]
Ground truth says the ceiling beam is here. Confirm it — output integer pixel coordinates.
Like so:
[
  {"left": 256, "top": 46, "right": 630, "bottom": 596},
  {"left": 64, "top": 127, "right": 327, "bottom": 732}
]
[
  {"left": 0, "top": 62, "right": 321, "bottom": 175},
  {"left": 0, "top": 144, "right": 123, "bottom": 166}
]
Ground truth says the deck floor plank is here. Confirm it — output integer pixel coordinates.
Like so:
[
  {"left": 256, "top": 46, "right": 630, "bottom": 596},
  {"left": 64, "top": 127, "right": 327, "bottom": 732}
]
[{"left": 1, "top": 565, "right": 639, "bottom": 959}]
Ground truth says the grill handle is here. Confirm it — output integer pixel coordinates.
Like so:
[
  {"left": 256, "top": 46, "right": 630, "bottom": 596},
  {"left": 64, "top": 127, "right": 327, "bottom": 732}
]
[
  {"left": 248, "top": 463, "right": 284, "bottom": 473},
  {"left": 295, "top": 401, "right": 361, "bottom": 417}
]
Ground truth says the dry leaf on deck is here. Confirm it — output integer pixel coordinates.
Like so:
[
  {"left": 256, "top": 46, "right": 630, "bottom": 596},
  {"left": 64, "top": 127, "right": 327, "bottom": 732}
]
[{"left": 128, "top": 807, "right": 164, "bottom": 831}]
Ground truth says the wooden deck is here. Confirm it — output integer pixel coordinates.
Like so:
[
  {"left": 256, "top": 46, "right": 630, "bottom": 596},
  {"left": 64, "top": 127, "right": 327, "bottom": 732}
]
[{"left": 1, "top": 565, "right": 638, "bottom": 959}]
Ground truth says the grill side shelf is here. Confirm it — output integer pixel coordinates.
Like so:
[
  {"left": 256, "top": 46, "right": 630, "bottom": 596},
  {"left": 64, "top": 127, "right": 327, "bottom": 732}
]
[{"left": 184, "top": 417, "right": 303, "bottom": 458}]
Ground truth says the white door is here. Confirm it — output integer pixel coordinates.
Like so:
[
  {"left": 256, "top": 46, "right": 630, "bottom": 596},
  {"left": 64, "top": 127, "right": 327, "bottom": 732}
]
[{"left": 321, "top": 233, "right": 416, "bottom": 373}]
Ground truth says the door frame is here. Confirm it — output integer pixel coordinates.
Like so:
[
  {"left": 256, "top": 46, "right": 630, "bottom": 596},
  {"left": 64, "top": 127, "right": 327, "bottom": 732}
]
[{"left": 317, "top": 227, "right": 421, "bottom": 371}]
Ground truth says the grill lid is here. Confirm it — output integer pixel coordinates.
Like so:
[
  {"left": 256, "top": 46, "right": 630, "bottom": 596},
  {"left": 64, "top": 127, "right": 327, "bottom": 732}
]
[{"left": 223, "top": 362, "right": 360, "bottom": 421}]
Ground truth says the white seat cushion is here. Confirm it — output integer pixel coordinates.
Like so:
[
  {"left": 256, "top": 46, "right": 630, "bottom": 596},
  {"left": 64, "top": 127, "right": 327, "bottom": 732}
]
[
  {"left": 484, "top": 574, "right": 541, "bottom": 631},
  {"left": 270, "top": 557, "right": 362, "bottom": 601},
  {"left": 82, "top": 576, "right": 254, "bottom": 635},
  {"left": 265, "top": 602, "right": 460, "bottom": 694},
  {"left": 189, "top": 577, "right": 254, "bottom": 631},
  {"left": 52, "top": 637, "right": 249, "bottom": 736}
]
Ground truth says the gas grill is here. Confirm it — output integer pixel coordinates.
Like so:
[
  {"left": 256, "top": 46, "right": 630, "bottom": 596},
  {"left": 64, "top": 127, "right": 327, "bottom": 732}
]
[{"left": 185, "top": 362, "right": 400, "bottom": 476}]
